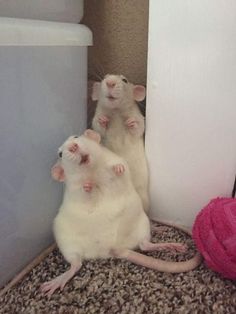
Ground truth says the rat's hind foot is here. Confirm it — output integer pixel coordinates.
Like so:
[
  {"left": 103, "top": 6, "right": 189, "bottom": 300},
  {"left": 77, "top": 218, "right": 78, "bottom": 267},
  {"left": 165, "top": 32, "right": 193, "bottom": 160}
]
[
  {"left": 41, "top": 273, "right": 69, "bottom": 298},
  {"left": 140, "top": 240, "right": 187, "bottom": 253},
  {"left": 41, "top": 263, "right": 81, "bottom": 298},
  {"left": 113, "top": 164, "right": 125, "bottom": 176},
  {"left": 98, "top": 115, "right": 110, "bottom": 129},
  {"left": 151, "top": 225, "right": 171, "bottom": 234}
]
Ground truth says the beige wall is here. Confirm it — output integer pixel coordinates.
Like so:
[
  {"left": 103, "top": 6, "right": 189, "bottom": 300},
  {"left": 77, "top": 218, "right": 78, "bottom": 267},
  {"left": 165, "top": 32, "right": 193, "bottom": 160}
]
[{"left": 82, "top": 0, "right": 149, "bottom": 85}]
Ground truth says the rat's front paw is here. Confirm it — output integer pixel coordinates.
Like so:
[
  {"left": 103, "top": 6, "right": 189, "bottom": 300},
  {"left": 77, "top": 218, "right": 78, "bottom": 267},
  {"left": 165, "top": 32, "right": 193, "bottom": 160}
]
[
  {"left": 125, "top": 117, "right": 139, "bottom": 129},
  {"left": 83, "top": 181, "right": 94, "bottom": 192},
  {"left": 68, "top": 143, "right": 79, "bottom": 153},
  {"left": 113, "top": 164, "right": 125, "bottom": 176},
  {"left": 98, "top": 115, "right": 110, "bottom": 129}
]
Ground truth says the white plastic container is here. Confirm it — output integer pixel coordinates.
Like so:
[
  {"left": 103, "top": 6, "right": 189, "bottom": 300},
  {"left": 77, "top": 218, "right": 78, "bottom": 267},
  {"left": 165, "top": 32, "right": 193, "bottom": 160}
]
[
  {"left": 0, "top": 19, "right": 92, "bottom": 286},
  {"left": 0, "top": 0, "right": 84, "bottom": 23}
]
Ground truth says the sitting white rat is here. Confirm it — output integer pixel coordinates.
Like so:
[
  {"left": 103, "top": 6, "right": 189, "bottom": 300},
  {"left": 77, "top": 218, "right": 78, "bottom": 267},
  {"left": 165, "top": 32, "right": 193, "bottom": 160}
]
[
  {"left": 92, "top": 74, "right": 150, "bottom": 213},
  {"left": 41, "top": 129, "right": 201, "bottom": 297}
]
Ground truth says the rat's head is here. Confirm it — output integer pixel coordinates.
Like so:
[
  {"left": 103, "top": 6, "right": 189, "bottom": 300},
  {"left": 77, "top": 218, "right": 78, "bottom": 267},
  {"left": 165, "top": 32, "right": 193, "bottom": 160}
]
[
  {"left": 92, "top": 74, "right": 146, "bottom": 110},
  {"left": 51, "top": 130, "right": 102, "bottom": 182}
]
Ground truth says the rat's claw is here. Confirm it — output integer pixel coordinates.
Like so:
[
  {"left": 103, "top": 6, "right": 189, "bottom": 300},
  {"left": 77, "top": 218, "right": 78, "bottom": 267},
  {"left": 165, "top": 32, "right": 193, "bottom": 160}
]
[
  {"left": 113, "top": 164, "right": 125, "bottom": 176},
  {"left": 83, "top": 181, "right": 94, "bottom": 192},
  {"left": 98, "top": 115, "right": 110, "bottom": 129},
  {"left": 125, "top": 118, "right": 138, "bottom": 129}
]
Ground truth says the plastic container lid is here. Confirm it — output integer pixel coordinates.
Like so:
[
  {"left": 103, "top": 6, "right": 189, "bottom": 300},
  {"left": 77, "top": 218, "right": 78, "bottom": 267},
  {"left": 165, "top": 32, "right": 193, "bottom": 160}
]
[{"left": 0, "top": 18, "right": 92, "bottom": 46}]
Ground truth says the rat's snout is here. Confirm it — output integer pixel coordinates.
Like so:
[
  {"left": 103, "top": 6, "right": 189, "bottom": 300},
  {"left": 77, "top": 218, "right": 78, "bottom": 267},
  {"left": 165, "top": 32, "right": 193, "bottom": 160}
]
[
  {"left": 103, "top": 75, "right": 123, "bottom": 103},
  {"left": 106, "top": 79, "right": 116, "bottom": 89},
  {"left": 68, "top": 142, "right": 79, "bottom": 153}
]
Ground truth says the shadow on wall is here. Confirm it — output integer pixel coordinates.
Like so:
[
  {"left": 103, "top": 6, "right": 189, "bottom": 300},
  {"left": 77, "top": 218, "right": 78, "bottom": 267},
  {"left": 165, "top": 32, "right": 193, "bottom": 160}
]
[{"left": 82, "top": 0, "right": 149, "bottom": 86}]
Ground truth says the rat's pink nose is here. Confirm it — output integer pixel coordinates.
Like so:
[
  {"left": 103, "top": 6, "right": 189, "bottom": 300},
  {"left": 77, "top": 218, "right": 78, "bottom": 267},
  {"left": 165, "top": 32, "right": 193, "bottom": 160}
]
[
  {"left": 106, "top": 80, "right": 116, "bottom": 88},
  {"left": 68, "top": 143, "right": 79, "bottom": 153}
]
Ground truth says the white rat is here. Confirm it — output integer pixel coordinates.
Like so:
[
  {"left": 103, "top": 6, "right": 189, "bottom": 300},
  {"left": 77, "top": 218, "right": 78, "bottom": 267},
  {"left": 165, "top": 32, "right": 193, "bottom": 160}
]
[
  {"left": 92, "top": 74, "right": 150, "bottom": 213},
  {"left": 41, "top": 129, "right": 201, "bottom": 297}
]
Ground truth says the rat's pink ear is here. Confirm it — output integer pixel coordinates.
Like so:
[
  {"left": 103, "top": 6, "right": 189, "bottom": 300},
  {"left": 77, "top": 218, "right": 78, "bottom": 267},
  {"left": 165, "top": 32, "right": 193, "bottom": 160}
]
[
  {"left": 91, "top": 82, "right": 101, "bottom": 101},
  {"left": 133, "top": 85, "right": 146, "bottom": 102},
  {"left": 84, "top": 129, "right": 101, "bottom": 143},
  {"left": 51, "top": 162, "right": 65, "bottom": 182}
]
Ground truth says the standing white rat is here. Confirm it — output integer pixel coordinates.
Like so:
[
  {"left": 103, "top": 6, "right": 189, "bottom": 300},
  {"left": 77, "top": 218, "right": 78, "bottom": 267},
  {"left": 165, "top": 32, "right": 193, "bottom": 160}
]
[
  {"left": 41, "top": 129, "right": 201, "bottom": 297},
  {"left": 92, "top": 74, "right": 150, "bottom": 213}
]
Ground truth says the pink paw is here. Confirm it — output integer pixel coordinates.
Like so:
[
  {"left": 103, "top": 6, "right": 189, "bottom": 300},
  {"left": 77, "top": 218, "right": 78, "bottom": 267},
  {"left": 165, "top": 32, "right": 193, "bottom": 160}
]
[
  {"left": 151, "top": 225, "right": 170, "bottom": 234},
  {"left": 68, "top": 143, "right": 79, "bottom": 153},
  {"left": 163, "top": 243, "right": 187, "bottom": 253},
  {"left": 125, "top": 117, "right": 138, "bottom": 129},
  {"left": 113, "top": 164, "right": 125, "bottom": 176},
  {"left": 41, "top": 277, "right": 66, "bottom": 298},
  {"left": 98, "top": 115, "right": 110, "bottom": 129},
  {"left": 83, "top": 181, "right": 94, "bottom": 192}
]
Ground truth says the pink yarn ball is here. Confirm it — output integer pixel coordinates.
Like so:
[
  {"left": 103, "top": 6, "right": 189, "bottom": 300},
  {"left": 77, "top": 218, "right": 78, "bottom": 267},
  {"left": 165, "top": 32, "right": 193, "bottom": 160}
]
[{"left": 192, "top": 197, "right": 236, "bottom": 280}]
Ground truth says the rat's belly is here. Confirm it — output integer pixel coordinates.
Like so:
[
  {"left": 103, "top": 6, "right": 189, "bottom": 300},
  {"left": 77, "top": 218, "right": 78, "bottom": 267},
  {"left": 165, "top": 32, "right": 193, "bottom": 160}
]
[
  {"left": 53, "top": 208, "right": 120, "bottom": 259},
  {"left": 53, "top": 191, "right": 149, "bottom": 259}
]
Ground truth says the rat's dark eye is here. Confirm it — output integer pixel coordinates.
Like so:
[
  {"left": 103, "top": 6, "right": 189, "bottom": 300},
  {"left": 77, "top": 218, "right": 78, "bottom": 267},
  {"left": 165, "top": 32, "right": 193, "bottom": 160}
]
[
  {"left": 122, "top": 78, "right": 128, "bottom": 83},
  {"left": 74, "top": 136, "right": 78, "bottom": 138},
  {"left": 58, "top": 151, "right": 62, "bottom": 158}
]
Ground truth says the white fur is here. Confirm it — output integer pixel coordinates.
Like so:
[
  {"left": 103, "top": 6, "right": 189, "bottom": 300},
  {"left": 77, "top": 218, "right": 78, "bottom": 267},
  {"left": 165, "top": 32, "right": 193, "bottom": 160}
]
[
  {"left": 53, "top": 135, "right": 150, "bottom": 264},
  {"left": 41, "top": 133, "right": 201, "bottom": 298},
  {"left": 92, "top": 74, "right": 150, "bottom": 212}
]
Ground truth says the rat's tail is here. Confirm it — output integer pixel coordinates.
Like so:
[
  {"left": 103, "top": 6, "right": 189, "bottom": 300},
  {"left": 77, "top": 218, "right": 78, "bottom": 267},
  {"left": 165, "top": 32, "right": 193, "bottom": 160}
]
[{"left": 117, "top": 249, "right": 202, "bottom": 273}]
